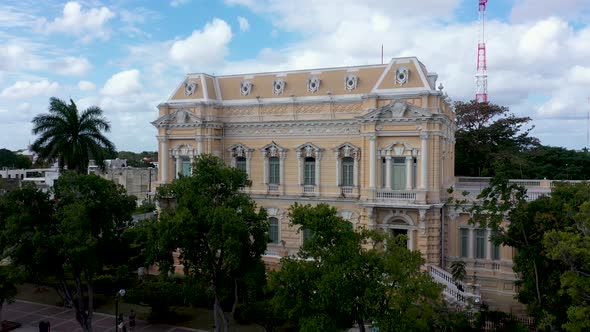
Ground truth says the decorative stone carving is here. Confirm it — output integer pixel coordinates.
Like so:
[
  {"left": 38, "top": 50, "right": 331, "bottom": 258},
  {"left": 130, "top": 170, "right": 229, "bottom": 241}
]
[
  {"left": 395, "top": 67, "right": 409, "bottom": 85},
  {"left": 229, "top": 144, "right": 252, "bottom": 159},
  {"left": 306, "top": 77, "right": 321, "bottom": 93},
  {"left": 175, "top": 110, "right": 189, "bottom": 124},
  {"left": 262, "top": 142, "right": 287, "bottom": 159},
  {"left": 273, "top": 79, "right": 286, "bottom": 95},
  {"left": 344, "top": 74, "right": 358, "bottom": 91},
  {"left": 240, "top": 80, "right": 253, "bottom": 96},
  {"left": 296, "top": 143, "right": 322, "bottom": 159},
  {"left": 184, "top": 80, "right": 197, "bottom": 96},
  {"left": 334, "top": 143, "right": 360, "bottom": 160}
]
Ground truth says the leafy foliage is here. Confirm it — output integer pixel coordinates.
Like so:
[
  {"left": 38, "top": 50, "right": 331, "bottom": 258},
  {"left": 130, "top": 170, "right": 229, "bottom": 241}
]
[
  {"left": 454, "top": 100, "right": 539, "bottom": 178},
  {"left": 0, "top": 148, "right": 32, "bottom": 169},
  {"left": 31, "top": 97, "right": 116, "bottom": 173},
  {"left": 467, "top": 179, "right": 590, "bottom": 330},
  {"left": 117, "top": 151, "right": 158, "bottom": 167},
  {"left": 544, "top": 200, "right": 590, "bottom": 331},
  {"left": 269, "top": 203, "right": 445, "bottom": 332},
  {"left": 148, "top": 154, "right": 268, "bottom": 332},
  {"left": 0, "top": 173, "right": 136, "bottom": 331}
]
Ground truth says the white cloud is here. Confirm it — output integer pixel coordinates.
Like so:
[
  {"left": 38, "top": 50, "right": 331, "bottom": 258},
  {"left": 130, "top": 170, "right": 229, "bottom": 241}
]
[
  {"left": 169, "top": 18, "right": 232, "bottom": 70},
  {"left": 0, "top": 79, "right": 59, "bottom": 99},
  {"left": 78, "top": 80, "right": 96, "bottom": 91},
  {"left": 37, "top": 1, "right": 115, "bottom": 42},
  {"left": 52, "top": 56, "right": 91, "bottom": 76},
  {"left": 101, "top": 69, "right": 142, "bottom": 97},
  {"left": 170, "top": 0, "right": 190, "bottom": 7},
  {"left": 237, "top": 16, "right": 250, "bottom": 32},
  {"left": 510, "top": 0, "right": 590, "bottom": 22}
]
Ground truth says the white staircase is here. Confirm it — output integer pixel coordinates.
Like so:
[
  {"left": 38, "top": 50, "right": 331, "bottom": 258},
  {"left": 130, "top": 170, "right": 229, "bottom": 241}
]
[{"left": 427, "top": 264, "right": 481, "bottom": 308}]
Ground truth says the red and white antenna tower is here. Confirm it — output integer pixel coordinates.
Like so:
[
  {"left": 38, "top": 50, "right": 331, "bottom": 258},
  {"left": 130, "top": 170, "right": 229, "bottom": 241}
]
[{"left": 475, "top": 0, "right": 488, "bottom": 103}]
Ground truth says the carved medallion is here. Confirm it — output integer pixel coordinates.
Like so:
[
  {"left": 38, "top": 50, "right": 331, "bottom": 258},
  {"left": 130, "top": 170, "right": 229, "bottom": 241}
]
[
  {"left": 307, "top": 77, "right": 321, "bottom": 93},
  {"left": 240, "top": 80, "right": 253, "bottom": 96},
  {"left": 344, "top": 74, "right": 358, "bottom": 91},
  {"left": 184, "top": 80, "right": 197, "bottom": 96},
  {"left": 273, "top": 79, "right": 286, "bottom": 95},
  {"left": 395, "top": 67, "right": 409, "bottom": 85}
]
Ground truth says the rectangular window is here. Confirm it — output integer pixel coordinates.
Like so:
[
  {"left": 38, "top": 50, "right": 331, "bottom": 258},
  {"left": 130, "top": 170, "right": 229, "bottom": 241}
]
[
  {"left": 269, "top": 217, "right": 279, "bottom": 244},
  {"left": 492, "top": 243, "right": 501, "bottom": 260},
  {"left": 475, "top": 229, "right": 486, "bottom": 259},
  {"left": 392, "top": 157, "right": 406, "bottom": 190},
  {"left": 181, "top": 158, "right": 191, "bottom": 176},
  {"left": 460, "top": 228, "right": 469, "bottom": 258},
  {"left": 381, "top": 158, "right": 386, "bottom": 188},
  {"left": 303, "top": 228, "right": 314, "bottom": 244},
  {"left": 341, "top": 157, "right": 354, "bottom": 186},
  {"left": 304, "top": 158, "right": 315, "bottom": 185},
  {"left": 236, "top": 157, "right": 247, "bottom": 173},
  {"left": 268, "top": 157, "right": 280, "bottom": 184}
]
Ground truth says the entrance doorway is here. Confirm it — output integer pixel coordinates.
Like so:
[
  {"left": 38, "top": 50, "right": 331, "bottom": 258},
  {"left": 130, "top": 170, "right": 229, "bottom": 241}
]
[{"left": 390, "top": 228, "right": 408, "bottom": 246}]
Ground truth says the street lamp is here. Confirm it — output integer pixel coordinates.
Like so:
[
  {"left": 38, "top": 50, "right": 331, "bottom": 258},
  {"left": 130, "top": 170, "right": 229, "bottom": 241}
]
[{"left": 115, "top": 289, "right": 126, "bottom": 332}]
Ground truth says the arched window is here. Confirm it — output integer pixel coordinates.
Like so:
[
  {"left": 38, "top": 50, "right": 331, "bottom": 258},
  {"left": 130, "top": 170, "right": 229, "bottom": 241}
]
[
  {"left": 268, "top": 217, "right": 279, "bottom": 244},
  {"left": 341, "top": 157, "right": 354, "bottom": 186},
  {"left": 304, "top": 157, "right": 315, "bottom": 185}
]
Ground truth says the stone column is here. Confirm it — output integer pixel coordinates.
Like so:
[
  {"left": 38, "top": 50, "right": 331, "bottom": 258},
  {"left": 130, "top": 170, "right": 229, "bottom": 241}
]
[
  {"left": 369, "top": 136, "right": 376, "bottom": 188},
  {"left": 353, "top": 156, "right": 359, "bottom": 187},
  {"left": 297, "top": 152, "right": 303, "bottom": 186},
  {"left": 335, "top": 152, "right": 341, "bottom": 186},
  {"left": 262, "top": 152, "right": 268, "bottom": 185},
  {"left": 405, "top": 156, "right": 413, "bottom": 190},
  {"left": 468, "top": 228, "right": 474, "bottom": 259},
  {"left": 175, "top": 156, "right": 182, "bottom": 179},
  {"left": 280, "top": 153, "right": 286, "bottom": 194},
  {"left": 315, "top": 152, "right": 322, "bottom": 194},
  {"left": 197, "top": 137, "right": 203, "bottom": 155},
  {"left": 408, "top": 229, "right": 415, "bottom": 250},
  {"left": 385, "top": 156, "right": 392, "bottom": 189},
  {"left": 159, "top": 138, "right": 168, "bottom": 184},
  {"left": 246, "top": 151, "right": 252, "bottom": 178},
  {"left": 486, "top": 229, "right": 492, "bottom": 260},
  {"left": 420, "top": 132, "right": 429, "bottom": 190},
  {"left": 433, "top": 135, "right": 439, "bottom": 189}
]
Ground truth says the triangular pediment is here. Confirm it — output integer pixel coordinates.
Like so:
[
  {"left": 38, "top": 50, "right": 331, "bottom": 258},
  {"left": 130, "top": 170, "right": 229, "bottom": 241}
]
[
  {"left": 151, "top": 109, "right": 203, "bottom": 128},
  {"left": 359, "top": 99, "right": 432, "bottom": 121}
]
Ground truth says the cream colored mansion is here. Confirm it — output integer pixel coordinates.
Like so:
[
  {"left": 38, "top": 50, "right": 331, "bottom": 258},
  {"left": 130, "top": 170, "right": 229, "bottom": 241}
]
[{"left": 153, "top": 57, "right": 519, "bottom": 311}]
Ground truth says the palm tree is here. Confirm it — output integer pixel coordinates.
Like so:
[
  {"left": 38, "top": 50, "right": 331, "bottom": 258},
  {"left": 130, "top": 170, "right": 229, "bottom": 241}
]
[{"left": 31, "top": 97, "right": 116, "bottom": 173}]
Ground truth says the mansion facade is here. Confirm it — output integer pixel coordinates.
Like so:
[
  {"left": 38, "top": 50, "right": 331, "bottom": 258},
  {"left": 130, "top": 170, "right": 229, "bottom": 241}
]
[{"left": 153, "top": 57, "right": 519, "bottom": 311}]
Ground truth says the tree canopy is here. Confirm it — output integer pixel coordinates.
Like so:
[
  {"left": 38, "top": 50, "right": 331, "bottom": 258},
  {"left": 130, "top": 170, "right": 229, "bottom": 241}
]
[
  {"left": 467, "top": 179, "right": 590, "bottom": 330},
  {"left": 31, "top": 97, "right": 116, "bottom": 173},
  {"left": 0, "top": 173, "right": 136, "bottom": 332},
  {"left": 269, "top": 203, "right": 446, "bottom": 332},
  {"left": 0, "top": 148, "right": 32, "bottom": 169},
  {"left": 454, "top": 101, "right": 539, "bottom": 178},
  {"left": 149, "top": 154, "right": 269, "bottom": 332}
]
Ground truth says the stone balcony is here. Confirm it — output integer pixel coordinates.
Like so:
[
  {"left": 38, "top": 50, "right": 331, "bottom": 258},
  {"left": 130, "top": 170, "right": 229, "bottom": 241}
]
[{"left": 454, "top": 177, "right": 584, "bottom": 201}]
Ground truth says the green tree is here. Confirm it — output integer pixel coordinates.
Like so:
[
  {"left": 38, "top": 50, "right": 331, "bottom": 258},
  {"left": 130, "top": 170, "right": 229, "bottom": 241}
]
[
  {"left": 0, "top": 265, "right": 23, "bottom": 324},
  {"left": 522, "top": 146, "right": 590, "bottom": 180},
  {"left": 31, "top": 97, "right": 116, "bottom": 173},
  {"left": 0, "top": 174, "right": 136, "bottom": 332},
  {"left": 269, "top": 203, "right": 444, "bottom": 332},
  {"left": 544, "top": 201, "right": 590, "bottom": 331},
  {"left": 454, "top": 100, "right": 539, "bottom": 178},
  {"left": 0, "top": 148, "right": 32, "bottom": 169},
  {"left": 468, "top": 179, "right": 590, "bottom": 330},
  {"left": 148, "top": 154, "right": 268, "bottom": 332}
]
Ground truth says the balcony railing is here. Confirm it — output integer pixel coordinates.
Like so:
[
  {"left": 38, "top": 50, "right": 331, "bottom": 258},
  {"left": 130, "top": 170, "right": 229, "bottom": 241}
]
[
  {"left": 267, "top": 184, "right": 280, "bottom": 193},
  {"left": 303, "top": 185, "right": 316, "bottom": 194},
  {"left": 375, "top": 189, "right": 417, "bottom": 201}
]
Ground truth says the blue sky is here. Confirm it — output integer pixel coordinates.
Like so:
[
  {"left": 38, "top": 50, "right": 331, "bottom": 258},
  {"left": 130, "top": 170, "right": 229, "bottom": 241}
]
[{"left": 1, "top": 0, "right": 590, "bottom": 152}]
